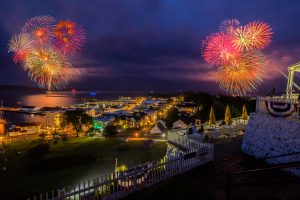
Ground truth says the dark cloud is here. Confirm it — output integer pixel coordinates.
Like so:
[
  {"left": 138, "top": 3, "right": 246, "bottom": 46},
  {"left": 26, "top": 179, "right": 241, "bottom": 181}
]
[{"left": 1, "top": 0, "right": 300, "bottom": 93}]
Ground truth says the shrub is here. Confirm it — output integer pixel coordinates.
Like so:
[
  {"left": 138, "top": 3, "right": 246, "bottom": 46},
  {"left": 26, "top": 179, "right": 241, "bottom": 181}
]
[
  {"left": 62, "top": 136, "right": 68, "bottom": 142},
  {"left": 27, "top": 143, "right": 50, "bottom": 156}
]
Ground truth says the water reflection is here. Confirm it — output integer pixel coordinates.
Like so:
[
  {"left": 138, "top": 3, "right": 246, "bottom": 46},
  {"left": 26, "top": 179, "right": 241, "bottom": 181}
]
[
  {"left": 0, "top": 111, "right": 45, "bottom": 127},
  {"left": 22, "top": 93, "right": 78, "bottom": 107}
]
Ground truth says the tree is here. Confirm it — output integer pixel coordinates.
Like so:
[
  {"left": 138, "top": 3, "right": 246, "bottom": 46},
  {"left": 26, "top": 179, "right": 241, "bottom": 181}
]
[
  {"left": 104, "top": 124, "right": 117, "bottom": 137},
  {"left": 165, "top": 107, "right": 179, "bottom": 129},
  {"left": 61, "top": 109, "right": 93, "bottom": 137},
  {"left": 38, "top": 132, "right": 46, "bottom": 140}
]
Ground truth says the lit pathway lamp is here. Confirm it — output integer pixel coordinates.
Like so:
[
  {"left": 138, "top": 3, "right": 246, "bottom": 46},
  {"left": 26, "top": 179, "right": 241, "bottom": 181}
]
[
  {"left": 224, "top": 105, "right": 232, "bottom": 125},
  {"left": 241, "top": 104, "right": 248, "bottom": 124},
  {"left": 208, "top": 107, "right": 216, "bottom": 127}
]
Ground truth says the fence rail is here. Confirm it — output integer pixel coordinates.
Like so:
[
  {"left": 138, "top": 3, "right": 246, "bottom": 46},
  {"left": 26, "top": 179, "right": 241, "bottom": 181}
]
[
  {"left": 201, "top": 117, "right": 248, "bottom": 130},
  {"left": 29, "top": 132, "right": 214, "bottom": 200}
]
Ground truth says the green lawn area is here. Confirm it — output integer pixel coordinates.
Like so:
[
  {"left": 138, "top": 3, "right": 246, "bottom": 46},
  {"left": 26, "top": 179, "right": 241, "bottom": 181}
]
[{"left": 0, "top": 137, "right": 167, "bottom": 200}]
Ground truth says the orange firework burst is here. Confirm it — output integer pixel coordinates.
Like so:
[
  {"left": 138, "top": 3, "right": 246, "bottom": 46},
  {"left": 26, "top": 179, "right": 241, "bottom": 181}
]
[
  {"left": 54, "top": 20, "right": 86, "bottom": 55},
  {"left": 203, "top": 32, "right": 239, "bottom": 66},
  {"left": 217, "top": 52, "right": 264, "bottom": 96},
  {"left": 246, "top": 21, "right": 272, "bottom": 50},
  {"left": 232, "top": 21, "right": 272, "bottom": 51},
  {"left": 24, "top": 48, "right": 72, "bottom": 90},
  {"left": 232, "top": 26, "right": 254, "bottom": 51}
]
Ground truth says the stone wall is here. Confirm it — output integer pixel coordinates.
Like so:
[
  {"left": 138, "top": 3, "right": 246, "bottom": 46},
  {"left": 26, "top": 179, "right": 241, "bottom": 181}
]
[{"left": 242, "top": 112, "right": 300, "bottom": 176}]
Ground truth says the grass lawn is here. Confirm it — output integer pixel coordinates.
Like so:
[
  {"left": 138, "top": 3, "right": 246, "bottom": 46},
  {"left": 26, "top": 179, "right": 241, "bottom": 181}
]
[{"left": 0, "top": 137, "right": 167, "bottom": 200}]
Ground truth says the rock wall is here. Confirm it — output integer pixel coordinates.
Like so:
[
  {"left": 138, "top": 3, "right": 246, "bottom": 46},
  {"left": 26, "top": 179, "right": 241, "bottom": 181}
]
[{"left": 242, "top": 112, "right": 300, "bottom": 176}]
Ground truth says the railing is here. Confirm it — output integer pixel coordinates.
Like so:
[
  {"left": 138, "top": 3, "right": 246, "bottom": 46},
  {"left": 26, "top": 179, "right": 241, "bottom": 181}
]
[
  {"left": 167, "top": 130, "right": 214, "bottom": 153},
  {"left": 225, "top": 152, "right": 300, "bottom": 200},
  {"left": 257, "top": 96, "right": 299, "bottom": 104},
  {"left": 265, "top": 151, "right": 300, "bottom": 160},
  {"left": 203, "top": 117, "right": 248, "bottom": 131},
  {"left": 30, "top": 132, "right": 214, "bottom": 200},
  {"left": 255, "top": 96, "right": 300, "bottom": 116}
]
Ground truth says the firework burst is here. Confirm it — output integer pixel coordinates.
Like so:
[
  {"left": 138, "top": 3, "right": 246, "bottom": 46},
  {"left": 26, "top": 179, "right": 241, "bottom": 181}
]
[
  {"left": 54, "top": 20, "right": 86, "bottom": 55},
  {"left": 217, "top": 53, "right": 264, "bottom": 96},
  {"left": 246, "top": 21, "right": 272, "bottom": 50},
  {"left": 8, "top": 33, "right": 34, "bottom": 63},
  {"left": 24, "top": 48, "right": 72, "bottom": 90},
  {"left": 8, "top": 15, "right": 86, "bottom": 91},
  {"left": 22, "top": 15, "right": 55, "bottom": 45},
  {"left": 202, "top": 19, "right": 272, "bottom": 96},
  {"left": 203, "top": 32, "right": 239, "bottom": 66},
  {"left": 232, "top": 26, "right": 253, "bottom": 51}
]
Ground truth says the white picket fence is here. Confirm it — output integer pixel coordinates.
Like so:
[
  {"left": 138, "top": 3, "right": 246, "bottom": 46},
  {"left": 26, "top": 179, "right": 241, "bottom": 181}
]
[
  {"left": 167, "top": 130, "right": 214, "bottom": 153},
  {"left": 29, "top": 133, "right": 214, "bottom": 200}
]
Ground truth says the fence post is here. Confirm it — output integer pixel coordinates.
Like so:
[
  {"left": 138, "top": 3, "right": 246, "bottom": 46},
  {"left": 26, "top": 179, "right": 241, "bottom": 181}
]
[
  {"left": 179, "top": 154, "right": 184, "bottom": 174},
  {"left": 211, "top": 143, "right": 214, "bottom": 161},
  {"left": 133, "top": 166, "right": 138, "bottom": 191},
  {"left": 59, "top": 188, "right": 65, "bottom": 200}
]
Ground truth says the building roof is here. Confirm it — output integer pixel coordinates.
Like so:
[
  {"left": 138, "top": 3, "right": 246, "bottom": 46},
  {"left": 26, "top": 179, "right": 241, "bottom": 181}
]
[
  {"left": 94, "top": 116, "right": 115, "bottom": 122},
  {"left": 8, "top": 128, "right": 21, "bottom": 132},
  {"left": 174, "top": 117, "right": 193, "bottom": 126},
  {"left": 177, "top": 102, "right": 196, "bottom": 108},
  {"left": 156, "top": 122, "right": 166, "bottom": 131}
]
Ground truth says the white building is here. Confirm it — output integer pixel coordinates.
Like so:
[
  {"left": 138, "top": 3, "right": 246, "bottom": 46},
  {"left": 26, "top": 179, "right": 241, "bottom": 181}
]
[
  {"left": 8, "top": 123, "right": 41, "bottom": 136},
  {"left": 172, "top": 119, "right": 191, "bottom": 129},
  {"left": 150, "top": 122, "right": 166, "bottom": 134}
]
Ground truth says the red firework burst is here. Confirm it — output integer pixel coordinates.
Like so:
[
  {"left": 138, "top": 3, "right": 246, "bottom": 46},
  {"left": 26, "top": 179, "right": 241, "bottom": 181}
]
[
  {"left": 22, "top": 15, "right": 55, "bottom": 44},
  {"left": 203, "top": 32, "right": 239, "bottom": 66},
  {"left": 54, "top": 20, "right": 86, "bottom": 55}
]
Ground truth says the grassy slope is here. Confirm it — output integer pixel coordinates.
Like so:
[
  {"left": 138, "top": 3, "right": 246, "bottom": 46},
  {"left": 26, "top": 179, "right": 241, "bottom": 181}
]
[{"left": 0, "top": 137, "right": 167, "bottom": 200}]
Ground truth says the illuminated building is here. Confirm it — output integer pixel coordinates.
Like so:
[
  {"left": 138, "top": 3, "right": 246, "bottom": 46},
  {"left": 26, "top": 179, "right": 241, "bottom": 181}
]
[
  {"left": 8, "top": 122, "right": 41, "bottom": 136},
  {"left": 0, "top": 119, "right": 5, "bottom": 135}
]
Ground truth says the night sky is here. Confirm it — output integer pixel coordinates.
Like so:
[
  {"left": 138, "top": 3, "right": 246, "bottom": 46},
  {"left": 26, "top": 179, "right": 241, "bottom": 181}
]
[{"left": 1, "top": 0, "right": 300, "bottom": 94}]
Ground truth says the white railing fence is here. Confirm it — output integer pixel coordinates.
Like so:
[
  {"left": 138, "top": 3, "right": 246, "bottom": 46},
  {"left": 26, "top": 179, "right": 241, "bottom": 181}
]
[
  {"left": 29, "top": 132, "right": 214, "bottom": 200},
  {"left": 167, "top": 130, "right": 214, "bottom": 152}
]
